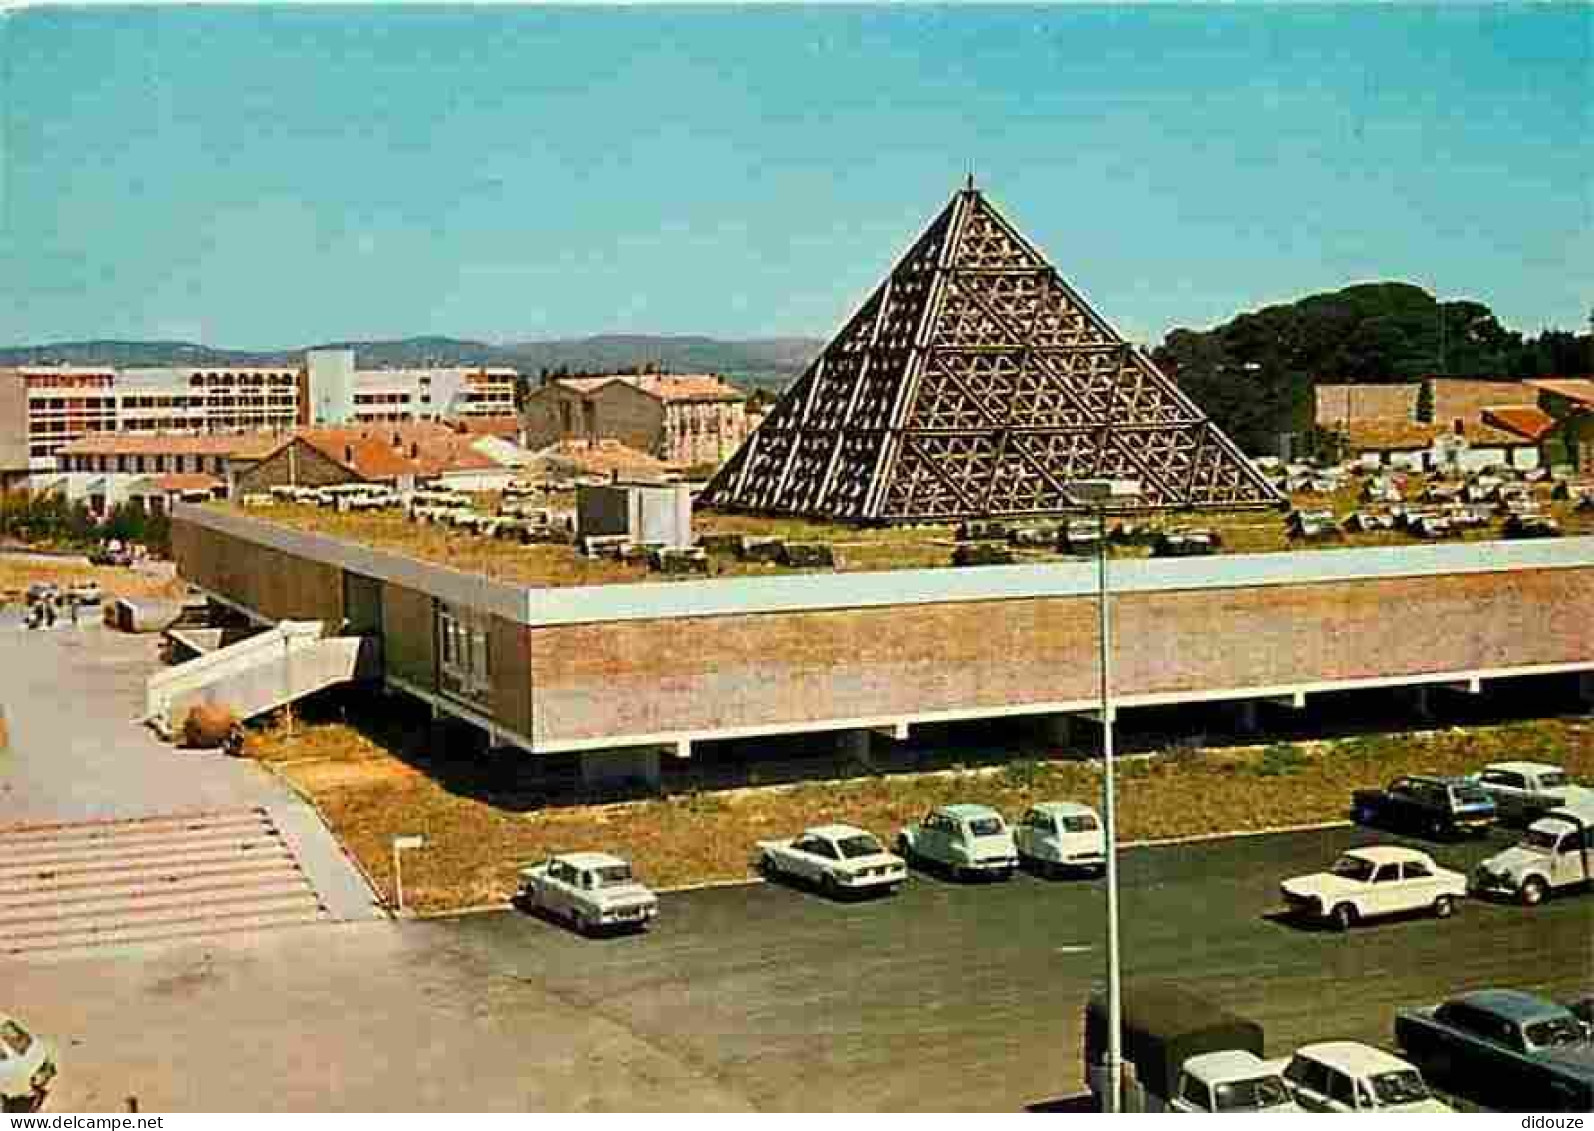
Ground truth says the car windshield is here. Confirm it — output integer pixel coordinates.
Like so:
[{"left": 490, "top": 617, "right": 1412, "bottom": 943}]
[
  {"left": 1368, "top": 1070, "right": 1430, "bottom": 1106},
  {"left": 1540, "top": 772, "right": 1569, "bottom": 789},
  {"left": 1213, "top": 1076, "right": 1292, "bottom": 1111},
  {"left": 1525, "top": 1017, "right": 1587, "bottom": 1049},
  {"left": 1452, "top": 783, "right": 1492, "bottom": 806},
  {"left": 1061, "top": 815, "right": 1099, "bottom": 833},
  {"left": 1523, "top": 828, "right": 1563, "bottom": 851},
  {"left": 1330, "top": 855, "right": 1376, "bottom": 882},
  {"left": 594, "top": 864, "right": 633, "bottom": 887},
  {"left": 0, "top": 1020, "right": 32, "bottom": 1058},
  {"left": 967, "top": 817, "right": 1005, "bottom": 837},
  {"left": 837, "top": 834, "right": 885, "bottom": 859}
]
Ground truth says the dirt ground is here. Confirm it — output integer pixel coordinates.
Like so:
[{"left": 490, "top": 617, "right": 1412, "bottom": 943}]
[{"left": 250, "top": 707, "right": 1594, "bottom": 912}]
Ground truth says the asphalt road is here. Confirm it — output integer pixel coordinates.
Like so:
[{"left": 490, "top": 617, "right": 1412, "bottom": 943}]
[{"left": 432, "top": 823, "right": 1593, "bottom": 1112}]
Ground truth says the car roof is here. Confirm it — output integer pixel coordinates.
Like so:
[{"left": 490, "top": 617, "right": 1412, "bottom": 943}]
[
  {"left": 1184, "top": 1049, "right": 1274, "bottom": 1082},
  {"left": 1295, "top": 1041, "right": 1414, "bottom": 1075},
  {"left": 554, "top": 851, "right": 627, "bottom": 869},
  {"left": 1453, "top": 989, "right": 1566, "bottom": 1024},
  {"left": 938, "top": 803, "right": 1003, "bottom": 820},
  {"left": 1484, "top": 760, "right": 1564, "bottom": 776},
  {"left": 1341, "top": 846, "right": 1432, "bottom": 865},
  {"left": 1028, "top": 801, "right": 1098, "bottom": 817},
  {"left": 1400, "top": 774, "right": 1470, "bottom": 786},
  {"left": 806, "top": 823, "right": 872, "bottom": 840}
]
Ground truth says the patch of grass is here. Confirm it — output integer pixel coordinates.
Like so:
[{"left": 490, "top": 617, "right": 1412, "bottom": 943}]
[{"left": 1252, "top": 743, "right": 1311, "bottom": 777}]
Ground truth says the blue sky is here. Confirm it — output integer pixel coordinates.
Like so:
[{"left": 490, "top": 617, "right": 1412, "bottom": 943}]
[{"left": 2, "top": 4, "right": 1588, "bottom": 348}]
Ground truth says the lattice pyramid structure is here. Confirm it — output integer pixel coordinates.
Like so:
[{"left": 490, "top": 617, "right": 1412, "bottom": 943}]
[{"left": 701, "top": 185, "right": 1282, "bottom": 522}]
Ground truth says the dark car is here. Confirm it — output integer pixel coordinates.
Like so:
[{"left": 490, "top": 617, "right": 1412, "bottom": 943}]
[
  {"left": 1352, "top": 774, "right": 1497, "bottom": 839},
  {"left": 1396, "top": 989, "right": 1594, "bottom": 1113}
]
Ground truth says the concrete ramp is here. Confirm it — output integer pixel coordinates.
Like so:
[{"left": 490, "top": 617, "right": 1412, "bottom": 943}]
[{"left": 146, "top": 620, "right": 379, "bottom": 737}]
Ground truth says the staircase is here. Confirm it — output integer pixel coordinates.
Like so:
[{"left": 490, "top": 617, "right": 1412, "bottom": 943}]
[
  {"left": 0, "top": 808, "right": 331, "bottom": 959},
  {"left": 146, "top": 620, "right": 378, "bottom": 737}
]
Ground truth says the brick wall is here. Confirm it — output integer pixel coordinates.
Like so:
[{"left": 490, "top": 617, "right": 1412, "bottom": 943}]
[{"left": 524, "top": 567, "right": 1594, "bottom": 745}]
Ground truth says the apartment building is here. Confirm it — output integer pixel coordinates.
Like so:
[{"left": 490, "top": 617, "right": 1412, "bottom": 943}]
[
  {"left": 6, "top": 354, "right": 521, "bottom": 477},
  {"left": 522, "top": 372, "right": 750, "bottom": 468}
]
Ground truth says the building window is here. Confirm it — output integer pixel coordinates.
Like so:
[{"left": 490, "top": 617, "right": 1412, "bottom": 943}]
[{"left": 437, "top": 602, "right": 491, "bottom": 706}]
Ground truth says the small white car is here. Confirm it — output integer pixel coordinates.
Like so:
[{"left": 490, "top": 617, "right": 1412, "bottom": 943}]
[
  {"left": 1473, "top": 795, "right": 1594, "bottom": 906},
  {"left": 897, "top": 804, "right": 1019, "bottom": 880},
  {"left": 517, "top": 852, "right": 658, "bottom": 935},
  {"left": 1281, "top": 1041, "right": 1452, "bottom": 1112},
  {"left": 1170, "top": 1050, "right": 1301, "bottom": 1113},
  {"left": 0, "top": 1016, "right": 57, "bottom": 1113},
  {"left": 1473, "top": 761, "right": 1586, "bottom": 824},
  {"left": 1280, "top": 846, "right": 1466, "bottom": 930},
  {"left": 757, "top": 824, "right": 906, "bottom": 897},
  {"left": 1014, "top": 801, "right": 1105, "bottom": 877}
]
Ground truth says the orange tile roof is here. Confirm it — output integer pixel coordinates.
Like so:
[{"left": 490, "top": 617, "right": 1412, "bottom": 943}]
[
  {"left": 144, "top": 473, "right": 224, "bottom": 492},
  {"left": 57, "top": 432, "right": 283, "bottom": 459},
  {"left": 278, "top": 423, "right": 503, "bottom": 481},
  {"left": 551, "top": 373, "right": 745, "bottom": 403},
  {"left": 1480, "top": 405, "right": 1555, "bottom": 442},
  {"left": 1346, "top": 418, "right": 1525, "bottom": 451},
  {"left": 533, "top": 439, "right": 672, "bottom": 481},
  {"left": 1529, "top": 378, "right": 1594, "bottom": 408}
]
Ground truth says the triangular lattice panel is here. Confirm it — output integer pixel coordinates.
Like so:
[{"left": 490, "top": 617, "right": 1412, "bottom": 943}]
[{"left": 701, "top": 186, "right": 1282, "bottom": 521}]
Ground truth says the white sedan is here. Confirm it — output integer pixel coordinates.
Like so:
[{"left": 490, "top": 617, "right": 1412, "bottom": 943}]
[
  {"left": 1280, "top": 846, "right": 1466, "bottom": 931},
  {"left": 757, "top": 824, "right": 907, "bottom": 898},
  {"left": 1014, "top": 801, "right": 1105, "bottom": 877},
  {"left": 517, "top": 852, "right": 658, "bottom": 935}
]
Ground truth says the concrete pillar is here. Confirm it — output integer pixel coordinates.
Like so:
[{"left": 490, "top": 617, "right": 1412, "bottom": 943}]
[
  {"left": 580, "top": 746, "right": 662, "bottom": 790},
  {"left": 838, "top": 729, "right": 873, "bottom": 769},
  {"left": 1406, "top": 685, "right": 1433, "bottom": 723},
  {"left": 1579, "top": 672, "right": 1594, "bottom": 712},
  {"left": 1233, "top": 700, "right": 1260, "bottom": 736}
]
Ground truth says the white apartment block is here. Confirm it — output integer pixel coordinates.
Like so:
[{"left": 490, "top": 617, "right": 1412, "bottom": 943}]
[{"left": 3, "top": 353, "right": 520, "bottom": 473}]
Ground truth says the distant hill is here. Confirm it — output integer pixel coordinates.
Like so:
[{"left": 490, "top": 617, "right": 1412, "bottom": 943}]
[
  {"left": 1153, "top": 281, "right": 1590, "bottom": 453},
  {"left": 0, "top": 334, "right": 823, "bottom": 392}
]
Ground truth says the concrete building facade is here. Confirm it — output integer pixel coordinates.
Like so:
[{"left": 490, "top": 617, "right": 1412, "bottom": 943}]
[
  {"left": 522, "top": 373, "right": 751, "bottom": 468},
  {"left": 171, "top": 504, "right": 1594, "bottom": 782}
]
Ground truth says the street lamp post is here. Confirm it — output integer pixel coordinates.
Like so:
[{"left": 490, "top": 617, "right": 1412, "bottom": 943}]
[
  {"left": 1067, "top": 478, "right": 1142, "bottom": 1114},
  {"left": 392, "top": 833, "right": 426, "bottom": 915}
]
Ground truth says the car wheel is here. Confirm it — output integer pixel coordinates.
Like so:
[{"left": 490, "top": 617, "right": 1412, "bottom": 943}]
[
  {"left": 1521, "top": 877, "right": 1547, "bottom": 906},
  {"left": 1330, "top": 903, "right": 1357, "bottom": 932},
  {"left": 1432, "top": 895, "right": 1455, "bottom": 919}
]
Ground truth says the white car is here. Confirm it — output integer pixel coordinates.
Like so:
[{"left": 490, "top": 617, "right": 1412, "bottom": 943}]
[
  {"left": 517, "top": 852, "right": 658, "bottom": 935},
  {"left": 1280, "top": 846, "right": 1466, "bottom": 930},
  {"left": 0, "top": 1016, "right": 57, "bottom": 1113},
  {"left": 1281, "top": 1041, "right": 1452, "bottom": 1112},
  {"left": 757, "top": 824, "right": 906, "bottom": 897},
  {"left": 1473, "top": 794, "right": 1594, "bottom": 906},
  {"left": 1014, "top": 801, "right": 1105, "bottom": 877},
  {"left": 897, "top": 803, "right": 1019, "bottom": 880},
  {"left": 1473, "top": 761, "right": 1587, "bottom": 824},
  {"left": 1170, "top": 1050, "right": 1301, "bottom": 1113}
]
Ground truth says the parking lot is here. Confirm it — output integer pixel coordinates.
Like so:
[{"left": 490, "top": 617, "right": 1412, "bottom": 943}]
[{"left": 433, "top": 823, "right": 1592, "bottom": 1111}]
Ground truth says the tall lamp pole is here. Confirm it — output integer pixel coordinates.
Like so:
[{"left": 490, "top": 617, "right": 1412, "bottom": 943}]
[{"left": 1069, "top": 478, "right": 1142, "bottom": 1113}]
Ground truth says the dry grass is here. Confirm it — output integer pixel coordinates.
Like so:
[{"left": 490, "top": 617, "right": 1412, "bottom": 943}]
[
  {"left": 0, "top": 558, "right": 182, "bottom": 605},
  {"left": 218, "top": 471, "right": 1594, "bottom": 590},
  {"left": 252, "top": 712, "right": 1594, "bottom": 912}
]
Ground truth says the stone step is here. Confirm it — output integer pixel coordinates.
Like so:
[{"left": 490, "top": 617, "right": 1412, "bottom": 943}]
[
  {"left": 0, "top": 808, "right": 269, "bottom": 843},
  {"left": 1, "top": 907, "right": 332, "bottom": 959},
  {"left": 0, "top": 831, "right": 284, "bottom": 871},
  {"left": 0, "top": 889, "right": 325, "bottom": 946},
  {"left": 0, "top": 858, "right": 302, "bottom": 900},
  {"left": 0, "top": 872, "right": 312, "bottom": 916},
  {"left": 0, "top": 819, "right": 275, "bottom": 859},
  {"left": 0, "top": 843, "right": 294, "bottom": 881}
]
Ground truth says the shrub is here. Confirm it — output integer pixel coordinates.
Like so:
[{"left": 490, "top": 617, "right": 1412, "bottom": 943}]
[{"left": 1253, "top": 743, "right": 1310, "bottom": 777}]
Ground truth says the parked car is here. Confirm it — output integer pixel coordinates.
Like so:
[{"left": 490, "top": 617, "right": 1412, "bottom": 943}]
[
  {"left": 1280, "top": 846, "right": 1467, "bottom": 930},
  {"left": 897, "top": 804, "right": 1018, "bottom": 880},
  {"left": 66, "top": 582, "right": 102, "bottom": 606},
  {"left": 1351, "top": 774, "right": 1497, "bottom": 838},
  {"left": 756, "top": 824, "right": 906, "bottom": 898},
  {"left": 1083, "top": 983, "right": 1290, "bottom": 1112},
  {"left": 1282, "top": 1041, "right": 1452, "bottom": 1112},
  {"left": 0, "top": 1015, "right": 57, "bottom": 1113},
  {"left": 1014, "top": 802, "right": 1105, "bottom": 877},
  {"left": 516, "top": 852, "right": 657, "bottom": 935},
  {"left": 1395, "top": 988, "right": 1594, "bottom": 1113},
  {"left": 1169, "top": 1051, "right": 1301, "bottom": 1114},
  {"left": 1472, "top": 794, "right": 1594, "bottom": 906},
  {"left": 23, "top": 583, "right": 57, "bottom": 606},
  {"left": 1473, "top": 761, "right": 1588, "bottom": 825}
]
